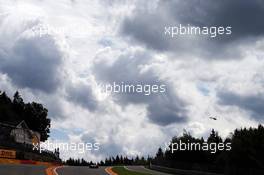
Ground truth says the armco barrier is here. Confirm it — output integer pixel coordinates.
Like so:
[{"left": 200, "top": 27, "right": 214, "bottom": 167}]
[
  {"left": 0, "top": 157, "right": 62, "bottom": 166},
  {"left": 0, "top": 158, "right": 21, "bottom": 164},
  {"left": 150, "top": 164, "right": 223, "bottom": 175},
  {"left": 20, "top": 159, "right": 37, "bottom": 164}
]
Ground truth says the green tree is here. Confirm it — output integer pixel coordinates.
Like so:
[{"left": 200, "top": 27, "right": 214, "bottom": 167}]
[
  {"left": 23, "top": 102, "right": 50, "bottom": 141},
  {"left": 0, "top": 90, "right": 51, "bottom": 141}
]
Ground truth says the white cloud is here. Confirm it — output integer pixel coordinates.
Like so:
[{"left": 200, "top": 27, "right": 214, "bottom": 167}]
[{"left": 0, "top": 0, "right": 263, "bottom": 162}]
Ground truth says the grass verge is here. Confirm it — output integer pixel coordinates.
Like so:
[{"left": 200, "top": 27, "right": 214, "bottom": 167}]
[{"left": 112, "top": 167, "right": 151, "bottom": 175}]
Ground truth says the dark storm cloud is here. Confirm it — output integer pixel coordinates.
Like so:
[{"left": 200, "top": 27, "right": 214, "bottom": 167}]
[
  {"left": 121, "top": 0, "right": 264, "bottom": 58},
  {"left": 168, "top": 0, "right": 264, "bottom": 40},
  {"left": 0, "top": 35, "right": 63, "bottom": 93},
  {"left": 93, "top": 50, "right": 188, "bottom": 126},
  {"left": 147, "top": 91, "right": 187, "bottom": 125},
  {"left": 218, "top": 91, "right": 264, "bottom": 121},
  {"left": 66, "top": 82, "right": 98, "bottom": 111},
  {"left": 122, "top": 15, "right": 169, "bottom": 51}
]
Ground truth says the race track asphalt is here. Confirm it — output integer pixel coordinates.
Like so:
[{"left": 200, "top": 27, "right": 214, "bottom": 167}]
[
  {"left": 57, "top": 166, "right": 108, "bottom": 175},
  {"left": 0, "top": 164, "right": 47, "bottom": 175},
  {"left": 0, "top": 164, "right": 173, "bottom": 175}
]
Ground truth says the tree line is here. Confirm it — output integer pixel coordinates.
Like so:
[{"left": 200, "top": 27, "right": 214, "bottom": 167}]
[
  {"left": 65, "top": 155, "right": 151, "bottom": 166},
  {"left": 0, "top": 90, "right": 51, "bottom": 141},
  {"left": 153, "top": 125, "right": 264, "bottom": 174}
]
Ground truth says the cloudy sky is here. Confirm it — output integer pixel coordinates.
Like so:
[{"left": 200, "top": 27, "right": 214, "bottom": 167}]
[{"left": 0, "top": 0, "right": 264, "bottom": 161}]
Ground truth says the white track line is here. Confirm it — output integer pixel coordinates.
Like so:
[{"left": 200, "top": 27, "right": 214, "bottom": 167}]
[{"left": 53, "top": 166, "right": 64, "bottom": 175}]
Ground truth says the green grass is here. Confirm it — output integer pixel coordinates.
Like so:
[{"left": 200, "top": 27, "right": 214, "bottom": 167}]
[{"left": 112, "top": 167, "right": 151, "bottom": 175}]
